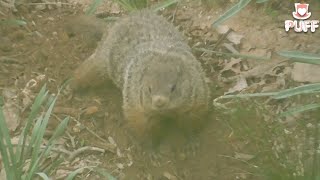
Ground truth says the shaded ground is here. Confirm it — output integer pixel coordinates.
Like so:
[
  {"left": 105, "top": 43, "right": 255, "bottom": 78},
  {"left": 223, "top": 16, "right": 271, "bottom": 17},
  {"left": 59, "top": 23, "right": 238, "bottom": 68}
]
[{"left": 1, "top": 0, "right": 320, "bottom": 179}]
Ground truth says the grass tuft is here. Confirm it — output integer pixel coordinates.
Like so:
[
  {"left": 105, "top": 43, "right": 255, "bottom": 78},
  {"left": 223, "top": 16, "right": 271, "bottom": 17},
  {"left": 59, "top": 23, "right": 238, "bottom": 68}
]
[{"left": 0, "top": 85, "right": 69, "bottom": 179}]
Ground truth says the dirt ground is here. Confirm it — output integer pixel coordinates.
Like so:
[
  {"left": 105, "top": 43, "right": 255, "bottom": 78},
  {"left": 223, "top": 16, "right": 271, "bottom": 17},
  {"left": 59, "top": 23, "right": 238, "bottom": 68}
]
[{"left": 1, "top": 0, "right": 320, "bottom": 179}]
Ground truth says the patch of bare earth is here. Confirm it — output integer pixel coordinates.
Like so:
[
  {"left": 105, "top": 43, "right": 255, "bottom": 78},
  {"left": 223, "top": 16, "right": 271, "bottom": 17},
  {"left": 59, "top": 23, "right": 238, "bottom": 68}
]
[{"left": 1, "top": 0, "right": 320, "bottom": 179}]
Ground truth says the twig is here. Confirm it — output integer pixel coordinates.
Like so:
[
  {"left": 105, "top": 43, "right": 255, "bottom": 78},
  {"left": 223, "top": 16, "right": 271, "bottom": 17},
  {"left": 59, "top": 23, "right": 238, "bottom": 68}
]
[
  {"left": 67, "top": 146, "right": 106, "bottom": 162},
  {"left": 218, "top": 154, "right": 259, "bottom": 169},
  {"left": 212, "top": 28, "right": 232, "bottom": 50},
  {"left": 27, "top": 2, "right": 71, "bottom": 5},
  {"left": 193, "top": 47, "right": 271, "bottom": 61},
  {"left": 171, "top": 1, "right": 180, "bottom": 23}
]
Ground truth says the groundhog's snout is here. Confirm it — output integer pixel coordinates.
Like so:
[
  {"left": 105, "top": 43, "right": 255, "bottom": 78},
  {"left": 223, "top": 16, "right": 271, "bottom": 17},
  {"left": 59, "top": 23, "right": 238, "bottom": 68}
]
[{"left": 152, "top": 95, "right": 169, "bottom": 109}]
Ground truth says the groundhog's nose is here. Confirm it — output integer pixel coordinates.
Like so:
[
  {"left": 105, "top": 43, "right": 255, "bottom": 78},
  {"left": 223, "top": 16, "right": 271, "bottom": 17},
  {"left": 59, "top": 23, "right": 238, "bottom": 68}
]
[{"left": 152, "top": 95, "right": 169, "bottom": 109}]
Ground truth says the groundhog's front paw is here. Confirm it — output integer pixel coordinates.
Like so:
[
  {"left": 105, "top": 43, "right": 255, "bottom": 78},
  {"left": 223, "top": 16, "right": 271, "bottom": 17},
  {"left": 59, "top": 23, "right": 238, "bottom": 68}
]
[{"left": 177, "top": 136, "right": 200, "bottom": 160}]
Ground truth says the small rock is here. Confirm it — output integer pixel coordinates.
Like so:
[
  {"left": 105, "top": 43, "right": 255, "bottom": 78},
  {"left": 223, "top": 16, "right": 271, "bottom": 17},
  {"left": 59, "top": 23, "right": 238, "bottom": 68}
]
[
  {"left": 35, "top": 4, "right": 46, "bottom": 11},
  {"left": 163, "top": 172, "right": 178, "bottom": 180},
  {"left": 48, "top": 17, "right": 54, "bottom": 21}
]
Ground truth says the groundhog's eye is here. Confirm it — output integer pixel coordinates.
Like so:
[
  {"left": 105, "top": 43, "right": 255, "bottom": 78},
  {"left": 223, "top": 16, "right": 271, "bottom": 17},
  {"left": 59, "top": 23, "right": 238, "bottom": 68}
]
[{"left": 170, "top": 84, "right": 176, "bottom": 92}]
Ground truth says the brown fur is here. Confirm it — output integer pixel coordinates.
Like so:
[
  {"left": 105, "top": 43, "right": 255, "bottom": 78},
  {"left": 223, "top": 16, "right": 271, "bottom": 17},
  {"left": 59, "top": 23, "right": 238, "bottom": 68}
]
[{"left": 70, "top": 10, "right": 211, "bottom": 149}]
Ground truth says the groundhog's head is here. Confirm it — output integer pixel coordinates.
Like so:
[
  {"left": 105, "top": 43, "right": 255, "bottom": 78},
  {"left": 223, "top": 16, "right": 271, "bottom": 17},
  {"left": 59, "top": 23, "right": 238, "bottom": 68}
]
[{"left": 139, "top": 53, "right": 193, "bottom": 113}]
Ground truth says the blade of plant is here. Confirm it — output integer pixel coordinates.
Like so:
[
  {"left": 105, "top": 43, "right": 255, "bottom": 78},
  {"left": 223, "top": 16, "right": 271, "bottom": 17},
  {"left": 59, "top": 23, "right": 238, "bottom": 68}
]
[
  {"left": 194, "top": 48, "right": 270, "bottom": 61},
  {"left": 17, "top": 85, "right": 48, "bottom": 167},
  {"left": 0, "top": 19, "right": 27, "bottom": 26},
  {"left": 112, "top": 0, "right": 135, "bottom": 11},
  {"left": 277, "top": 51, "right": 320, "bottom": 65},
  {"left": 0, "top": 107, "right": 16, "bottom": 180},
  {"left": 212, "top": 0, "right": 252, "bottom": 27},
  {"left": 0, "top": 104, "right": 18, "bottom": 177},
  {"left": 49, "top": 117, "right": 69, "bottom": 143},
  {"left": 27, "top": 84, "right": 67, "bottom": 176},
  {"left": 33, "top": 87, "right": 69, "bottom": 176},
  {"left": 152, "top": 0, "right": 178, "bottom": 12},
  {"left": 273, "top": 83, "right": 320, "bottom": 100},
  {"left": 43, "top": 154, "right": 64, "bottom": 176},
  {"left": 256, "top": 0, "right": 269, "bottom": 3},
  {"left": 24, "top": 115, "right": 45, "bottom": 180},
  {"left": 26, "top": 94, "right": 58, "bottom": 180},
  {"left": 277, "top": 51, "right": 320, "bottom": 60},
  {"left": 86, "top": 0, "right": 104, "bottom": 15},
  {"left": 279, "top": 103, "right": 320, "bottom": 117},
  {"left": 289, "top": 58, "right": 320, "bottom": 65},
  {"left": 42, "top": 117, "right": 69, "bottom": 158},
  {"left": 36, "top": 172, "right": 50, "bottom": 180}
]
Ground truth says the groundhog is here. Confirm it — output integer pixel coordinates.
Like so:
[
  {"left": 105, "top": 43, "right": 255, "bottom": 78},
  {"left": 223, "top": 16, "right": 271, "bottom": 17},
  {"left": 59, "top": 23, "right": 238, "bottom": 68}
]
[{"left": 70, "top": 10, "right": 211, "bottom": 153}]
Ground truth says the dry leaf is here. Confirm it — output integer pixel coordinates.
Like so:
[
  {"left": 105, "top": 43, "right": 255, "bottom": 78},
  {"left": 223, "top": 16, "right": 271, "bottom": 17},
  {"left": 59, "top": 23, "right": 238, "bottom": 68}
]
[
  {"left": 234, "top": 152, "right": 254, "bottom": 161},
  {"left": 163, "top": 171, "right": 178, "bottom": 180},
  {"left": 84, "top": 106, "right": 99, "bottom": 115},
  {"left": 226, "top": 76, "right": 248, "bottom": 95}
]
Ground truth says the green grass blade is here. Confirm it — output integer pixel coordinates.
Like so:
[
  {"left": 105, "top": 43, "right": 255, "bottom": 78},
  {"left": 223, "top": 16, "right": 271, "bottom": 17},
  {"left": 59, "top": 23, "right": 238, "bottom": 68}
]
[
  {"left": 17, "top": 85, "right": 48, "bottom": 165},
  {"left": 0, "top": 107, "right": 16, "bottom": 180},
  {"left": 273, "top": 83, "right": 320, "bottom": 100},
  {"left": 277, "top": 51, "right": 320, "bottom": 65},
  {"left": 42, "top": 117, "right": 69, "bottom": 158},
  {"left": 36, "top": 172, "right": 50, "bottom": 180},
  {"left": 289, "top": 58, "right": 320, "bottom": 65},
  {"left": 0, "top": 106, "right": 18, "bottom": 178},
  {"left": 256, "top": 0, "right": 269, "bottom": 3},
  {"left": 27, "top": 115, "right": 44, "bottom": 154},
  {"left": 0, "top": 19, "right": 27, "bottom": 26},
  {"left": 48, "top": 117, "right": 69, "bottom": 143},
  {"left": 86, "top": 0, "right": 104, "bottom": 15},
  {"left": 26, "top": 94, "right": 58, "bottom": 179},
  {"left": 279, "top": 103, "right": 320, "bottom": 117},
  {"left": 212, "top": 0, "right": 252, "bottom": 27},
  {"left": 277, "top": 51, "right": 320, "bottom": 60},
  {"left": 43, "top": 155, "right": 64, "bottom": 176},
  {"left": 112, "top": 0, "right": 135, "bottom": 11},
  {"left": 152, "top": 0, "right": 178, "bottom": 12}
]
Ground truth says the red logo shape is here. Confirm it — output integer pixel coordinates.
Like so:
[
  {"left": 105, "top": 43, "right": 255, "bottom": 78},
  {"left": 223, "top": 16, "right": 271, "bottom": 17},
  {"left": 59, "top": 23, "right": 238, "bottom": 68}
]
[{"left": 293, "top": 3, "right": 311, "bottom": 20}]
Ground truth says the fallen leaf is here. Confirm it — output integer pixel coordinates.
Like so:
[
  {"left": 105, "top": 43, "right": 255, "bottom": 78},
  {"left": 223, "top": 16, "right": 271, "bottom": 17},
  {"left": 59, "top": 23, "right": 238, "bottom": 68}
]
[
  {"left": 226, "top": 76, "right": 248, "bottom": 95},
  {"left": 84, "top": 106, "right": 99, "bottom": 115},
  {"left": 163, "top": 171, "right": 178, "bottom": 180},
  {"left": 234, "top": 152, "right": 254, "bottom": 161}
]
